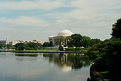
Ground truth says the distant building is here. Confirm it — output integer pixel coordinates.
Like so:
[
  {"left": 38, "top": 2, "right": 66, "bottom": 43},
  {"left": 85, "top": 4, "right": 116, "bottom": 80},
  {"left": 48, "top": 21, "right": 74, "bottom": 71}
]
[
  {"left": 0, "top": 40, "right": 13, "bottom": 45},
  {"left": 49, "top": 30, "right": 74, "bottom": 46},
  {"left": 0, "top": 40, "right": 43, "bottom": 45}
]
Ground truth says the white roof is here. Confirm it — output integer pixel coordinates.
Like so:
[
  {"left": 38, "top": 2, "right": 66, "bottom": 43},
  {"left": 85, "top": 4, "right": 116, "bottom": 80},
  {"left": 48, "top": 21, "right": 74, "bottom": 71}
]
[
  {"left": 58, "top": 30, "right": 73, "bottom": 36},
  {"left": 49, "top": 35, "right": 57, "bottom": 38}
]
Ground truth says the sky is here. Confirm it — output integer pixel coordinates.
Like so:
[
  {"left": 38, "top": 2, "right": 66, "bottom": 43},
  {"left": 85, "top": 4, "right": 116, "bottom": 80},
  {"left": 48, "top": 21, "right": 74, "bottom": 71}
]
[{"left": 0, "top": 0, "right": 121, "bottom": 41}]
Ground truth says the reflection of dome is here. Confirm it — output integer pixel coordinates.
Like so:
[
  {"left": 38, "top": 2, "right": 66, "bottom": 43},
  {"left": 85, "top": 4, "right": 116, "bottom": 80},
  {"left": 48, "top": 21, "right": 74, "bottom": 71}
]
[
  {"left": 58, "top": 30, "right": 73, "bottom": 37},
  {"left": 61, "top": 65, "right": 72, "bottom": 72}
]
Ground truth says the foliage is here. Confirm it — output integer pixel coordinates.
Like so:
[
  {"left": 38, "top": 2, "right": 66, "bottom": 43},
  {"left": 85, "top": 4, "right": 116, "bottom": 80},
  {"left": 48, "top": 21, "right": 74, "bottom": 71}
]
[
  {"left": 90, "top": 39, "right": 102, "bottom": 46},
  {"left": 0, "top": 43, "right": 14, "bottom": 49},
  {"left": 37, "top": 43, "right": 43, "bottom": 49},
  {"left": 87, "top": 38, "right": 121, "bottom": 61},
  {"left": 43, "top": 42, "right": 53, "bottom": 47},
  {"left": 43, "top": 53, "right": 90, "bottom": 69},
  {"left": 15, "top": 43, "right": 26, "bottom": 50},
  {"left": 6, "top": 44, "right": 13, "bottom": 49},
  {"left": 0, "top": 43, "right": 3, "bottom": 49},
  {"left": 87, "top": 38, "right": 121, "bottom": 80},
  {"left": 15, "top": 42, "right": 42, "bottom": 50},
  {"left": 66, "top": 47, "right": 82, "bottom": 52},
  {"left": 81, "top": 36, "right": 91, "bottom": 47},
  {"left": 26, "top": 42, "right": 38, "bottom": 50},
  {"left": 58, "top": 45, "right": 64, "bottom": 51},
  {"left": 49, "top": 41, "right": 53, "bottom": 47},
  {"left": 68, "top": 34, "right": 82, "bottom": 47},
  {"left": 66, "top": 34, "right": 101, "bottom": 48},
  {"left": 15, "top": 53, "right": 38, "bottom": 57},
  {"left": 112, "top": 18, "right": 121, "bottom": 39},
  {"left": 87, "top": 18, "right": 121, "bottom": 80}
]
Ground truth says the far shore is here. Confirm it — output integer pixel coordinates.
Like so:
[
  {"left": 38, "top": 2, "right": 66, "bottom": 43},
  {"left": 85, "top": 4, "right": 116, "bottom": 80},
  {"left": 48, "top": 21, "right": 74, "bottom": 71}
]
[{"left": 0, "top": 50, "right": 82, "bottom": 53}]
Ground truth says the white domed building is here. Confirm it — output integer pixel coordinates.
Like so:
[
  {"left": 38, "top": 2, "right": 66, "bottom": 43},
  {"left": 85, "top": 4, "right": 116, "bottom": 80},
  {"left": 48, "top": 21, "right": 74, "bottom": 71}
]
[
  {"left": 49, "top": 30, "right": 74, "bottom": 46},
  {"left": 58, "top": 30, "right": 73, "bottom": 37}
]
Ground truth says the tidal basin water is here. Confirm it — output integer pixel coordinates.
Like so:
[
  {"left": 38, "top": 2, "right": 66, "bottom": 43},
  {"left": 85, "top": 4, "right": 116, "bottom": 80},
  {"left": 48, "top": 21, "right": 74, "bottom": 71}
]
[{"left": 0, "top": 52, "right": 91, "bottom": 81}]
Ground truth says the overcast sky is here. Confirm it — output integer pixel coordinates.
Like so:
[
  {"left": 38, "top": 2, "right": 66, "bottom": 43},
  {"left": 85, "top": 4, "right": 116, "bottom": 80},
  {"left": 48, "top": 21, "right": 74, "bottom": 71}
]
[{"left": 0, "top": 0, "right": 121, "bottom": 41}]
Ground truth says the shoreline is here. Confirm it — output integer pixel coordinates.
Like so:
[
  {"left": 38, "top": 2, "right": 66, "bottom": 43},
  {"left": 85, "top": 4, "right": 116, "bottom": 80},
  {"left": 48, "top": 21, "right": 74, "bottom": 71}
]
[
  {"left": 0, "top": 50, "right": 82, "bottom": 53},
  {"left": 89, "top": 65, "right": 109, "bottom": 81}
]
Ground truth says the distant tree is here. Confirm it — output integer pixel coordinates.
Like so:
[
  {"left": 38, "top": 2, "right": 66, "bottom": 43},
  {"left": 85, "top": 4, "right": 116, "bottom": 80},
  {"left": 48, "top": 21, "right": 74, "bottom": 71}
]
[
  {"left": 43, "top": 42, "right": 50, "bottom": 47},
  {"left": 15, "top": 43, "right": 26, "bottom": 50},
  {"left": 49, "top": 41, "right": 53, "bottom": 47},
  {"left": 64, "top": 36, "right": 71, "bottom": 46},
  {"left": 6, "top": 44, "right": 13, "bottom": 49},
  {"left": 0, "top": 43, "right": 3, "bottom": 49},
  {"left": 58, "top": 45, "right": 64, "bottom": 51},
  {"left": 112, "top": 18, "right": 121, "bottom": 39},
  {"left": 87, "top": 18, "right": 121, "bottom": 81},
  {"left": 55, "top": 36, "right": 65, "bottom": 46},
  {"left": 43, "top": 41, "right": 54, "bottom": 47},
  {"left": 87, "top": 38, "right": 121, "bottom": 80},
  {"left": 37, "top": 43, "right": 42, "bottom": 49},
  {"left": 68, "top": 34, "right": 82, "bottom": 47},
  {"left": 90, "top": 39, "right": 102, "bottom": 46},
  {"left": 81, "top": 36, "right": 91, "bottom": 47},
  {"left": 26, "top": 42, "right": 38, "bottom": 50}
]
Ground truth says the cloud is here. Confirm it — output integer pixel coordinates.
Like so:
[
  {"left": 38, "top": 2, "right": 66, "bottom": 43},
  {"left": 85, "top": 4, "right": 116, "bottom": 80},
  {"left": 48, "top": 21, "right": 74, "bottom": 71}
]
[
  {"left": 0, "top": 1, "right": 64, "bottom": 10},
  {"left": 0, "top": 0, "right": 121, "bottom": 41},
  {"left": 0, "top": 16, "right": 49, "bottom": 27}
]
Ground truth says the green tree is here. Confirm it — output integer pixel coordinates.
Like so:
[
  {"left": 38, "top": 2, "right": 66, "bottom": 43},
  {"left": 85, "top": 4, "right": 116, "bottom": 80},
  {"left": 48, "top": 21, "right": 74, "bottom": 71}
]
[
  {"left": 15, "top": 43, "right": 26, "bottom": 50},
  {"left": 68, "top": 34, "right": 82, "bottom": 47},
  {"left": 26, "top": 42, "right": 38, "bottom": 50},
  {"left": 0, "top": 43, "right": 3, "bottom": 49},
  {"left": 90, "top": 39, "right": 102, "bottom": 46},
  {"left": 81, "top": 36, "right": 91, "bottom": 47},
  {"left": 43, "top": 42, "right": 54, "bottom": 47},
  {"left": 87, "top": 18, "right": 121, "bottom": 81},
  {"left": 112, "top": 18, "right": 121, "bottom": 39},
  {"left": 58, "top": 45, "right": 64, "bottom": 51},
  {"left": 37, "top": 43, "right": 42, "bottom": 49},
  {"left": 87, "top": 38, "right": 121, "bottom": 80},
  {"left": 49, "top": 41, "right": 53, "bottom": 47},
  {"left": 6, "top": 44, "right": 13, "bottom": 49},
  {"left": 43, "top": 42, "right": 50, "bottom": 47}
]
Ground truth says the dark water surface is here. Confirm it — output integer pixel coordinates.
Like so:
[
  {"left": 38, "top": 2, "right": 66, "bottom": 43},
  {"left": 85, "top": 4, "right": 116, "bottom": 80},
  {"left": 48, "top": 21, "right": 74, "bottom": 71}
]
[{"left": 0, "top": 52, "right": 91, "bottom": 81}]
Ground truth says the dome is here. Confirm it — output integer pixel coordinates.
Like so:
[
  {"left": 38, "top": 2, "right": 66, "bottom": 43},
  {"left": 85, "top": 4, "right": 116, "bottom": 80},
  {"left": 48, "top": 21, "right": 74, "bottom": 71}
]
[{"left": 58, "top": 30, "right": 73, "bottom": 36}]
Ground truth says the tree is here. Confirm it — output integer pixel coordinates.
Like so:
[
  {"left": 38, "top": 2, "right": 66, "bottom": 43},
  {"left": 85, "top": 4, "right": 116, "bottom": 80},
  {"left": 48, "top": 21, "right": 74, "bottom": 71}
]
[
  {"left": 0, "top": 43, "right": 3, "bottom": 49},
  {"left": 43, "top": 42, "right": 50, "bottom": 47},
  {"left": 87, "top": 18, "right": 121, "bottom": 81},
  {"left": 54, "top": 36, "right": 65, "bottom": 46},
  {"left": 49, "top": 41, "right": 53, "bottom": 47},
  {"left": 81, "top": 36, "right": 91, "bottom": 47},
  {"left": 26, "top": 42, "right": 38, "bottom": 50},
  {"left": 37, "top": 43, "right": 42, "bottom": 49},
  {"left": 58, "top": 45, "right": 64, "bottom": 51},
  {"left": 112, "top": 18, "right": 121, "bottom": 39},
  {"left": 90, "top": 39, "right": 102, "bottom": 46},
  {"left": 15, "top": 43, "right": 26, "bottom": 50},
  {"left": 68, "top": 34, "right": 82, "bottom": 47},
  {"left": 43, "top": 41, "right": 54, "bottom": 47},
  {"left": 6, "top": 44, "right": 13, "bottom": 49},
  {"left": 87, "top": 38, "right": 121, "bottom": 80}
]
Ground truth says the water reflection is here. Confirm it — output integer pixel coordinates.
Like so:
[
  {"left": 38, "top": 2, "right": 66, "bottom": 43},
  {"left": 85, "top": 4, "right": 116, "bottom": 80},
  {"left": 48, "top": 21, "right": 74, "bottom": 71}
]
[
  {"left": 0, "top": 52, "right": 91, "bottom": 81},
  {"left": 43, "top": 53, "right": 90, "bottom": 70}
]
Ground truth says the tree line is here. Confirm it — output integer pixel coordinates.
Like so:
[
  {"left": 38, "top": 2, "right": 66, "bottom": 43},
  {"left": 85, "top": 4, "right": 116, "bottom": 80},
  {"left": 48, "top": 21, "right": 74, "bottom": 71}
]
[
  {"left": 87, "top": 18, "right": 121, "bottom": 81},
  {"left": 0, "top": 34, "right": 101, "bottom": 50},
  {"left": 66, "top": 34, "right": 101, "bottom": 48},
  {"left": 0, "top": 42, "right": 42, "bottom": 50},
  {"left": 0, "top": 43, "right": 13, "bottom": 49},
  {"left": 43, "top": 34, "right": 102, "bottom": 48}
]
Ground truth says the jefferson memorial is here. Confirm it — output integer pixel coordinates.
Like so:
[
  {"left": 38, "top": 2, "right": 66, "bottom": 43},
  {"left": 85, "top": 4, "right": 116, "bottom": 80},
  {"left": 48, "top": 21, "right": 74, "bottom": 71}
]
[{"left": 49, "top": 30, "right": 74, "bottom": 46}]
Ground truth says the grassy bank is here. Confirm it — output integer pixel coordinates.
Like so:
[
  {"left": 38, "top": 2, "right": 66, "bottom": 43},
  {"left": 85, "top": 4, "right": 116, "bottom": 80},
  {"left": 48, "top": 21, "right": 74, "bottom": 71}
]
[
  {"left": 0, "top": 49, "right": 82, "bottom": 53},
  {"left": 15, "top": 53, "right": 38, "bottom": 57}
]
